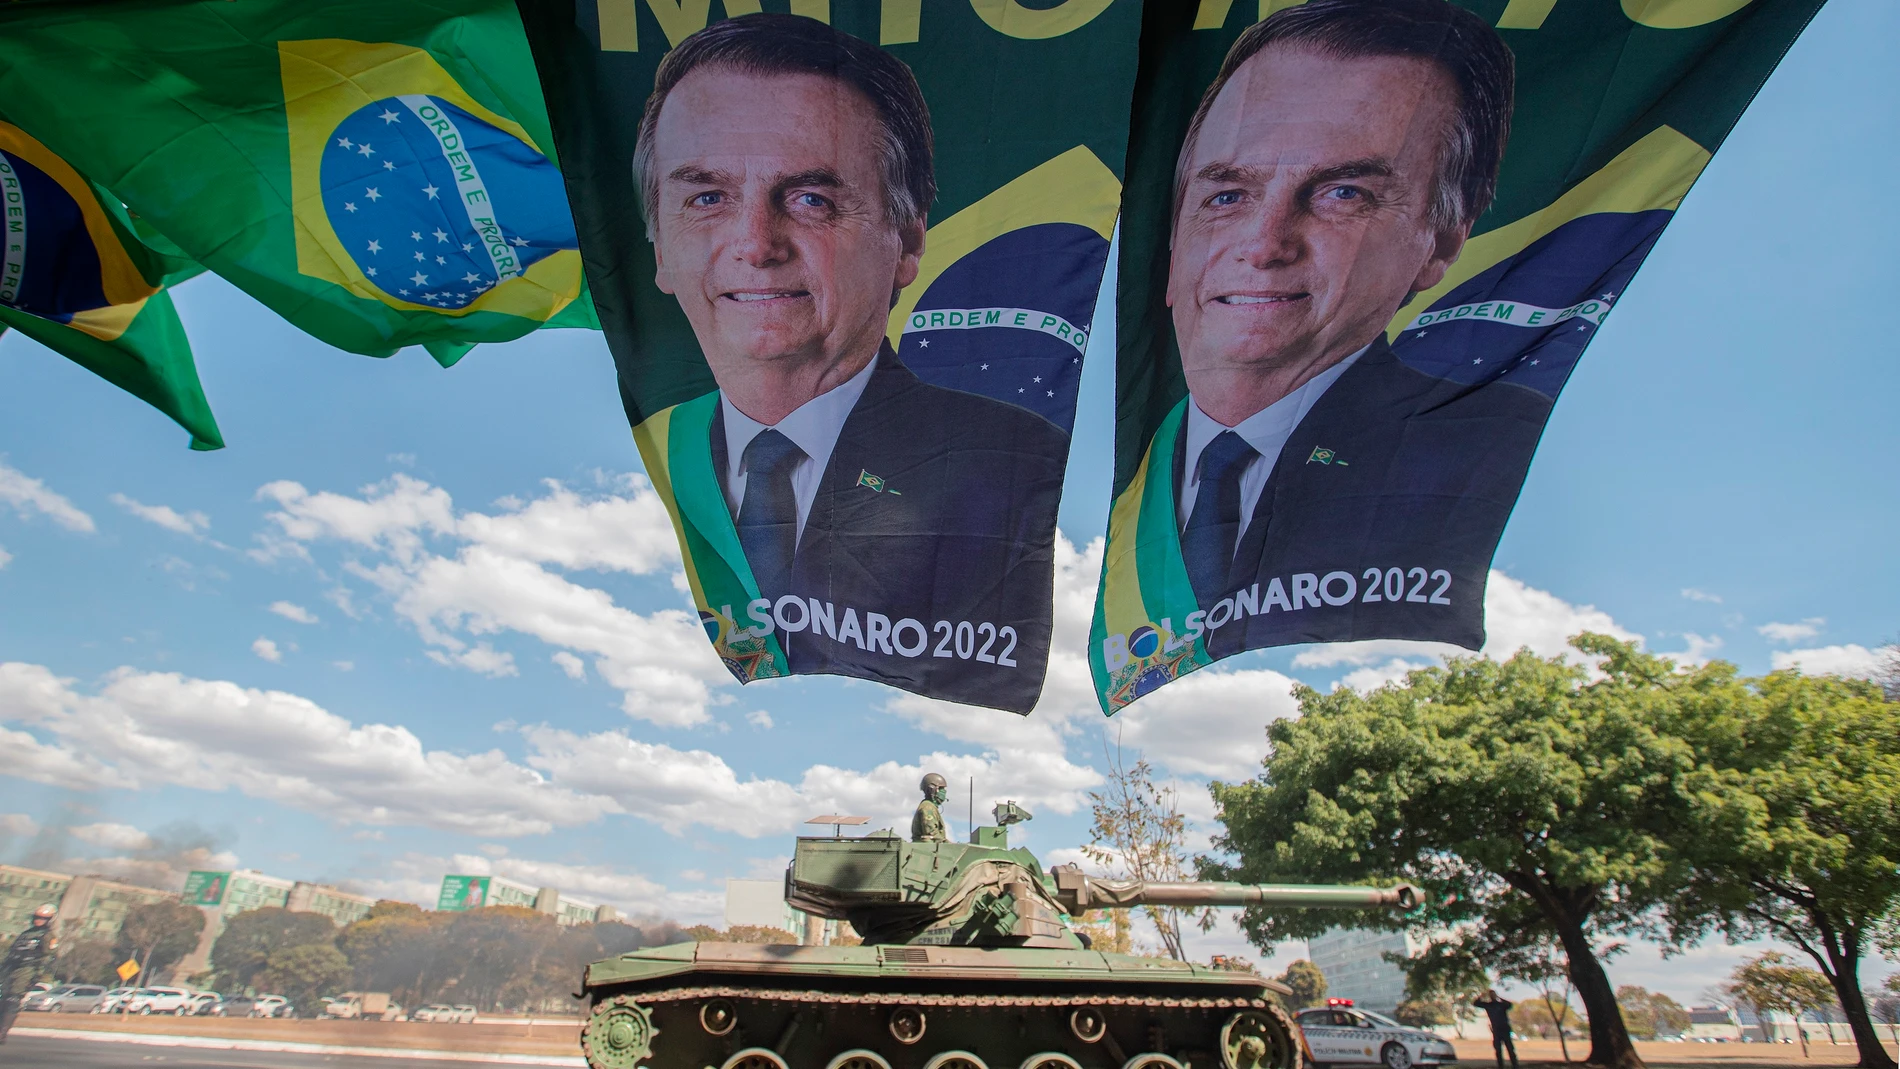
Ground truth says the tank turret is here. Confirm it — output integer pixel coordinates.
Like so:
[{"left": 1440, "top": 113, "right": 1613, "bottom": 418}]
[
  {"left": 576, "top": 793, "right": 1422, "bottom": 1069},
  {"left": 785, "top": 802, "right": 1419, "bottom": 951}
]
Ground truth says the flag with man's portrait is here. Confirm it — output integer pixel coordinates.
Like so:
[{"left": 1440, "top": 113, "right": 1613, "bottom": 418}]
[
  {"left": 1091, "top": 0, "right": 1827, "bottom": 713},
  {"left": 515, "top": 1, "right": 1142, "bottom": 713}
]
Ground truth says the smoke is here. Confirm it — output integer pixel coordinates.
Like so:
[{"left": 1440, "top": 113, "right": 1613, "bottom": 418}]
[{"left": 53, "top": 819, "right": 237, "bottom": 892}]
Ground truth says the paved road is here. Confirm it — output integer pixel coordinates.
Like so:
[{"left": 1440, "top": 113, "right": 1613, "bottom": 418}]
[{"left": 0, "top": 1034, "right": 575, "bottom": 1068}]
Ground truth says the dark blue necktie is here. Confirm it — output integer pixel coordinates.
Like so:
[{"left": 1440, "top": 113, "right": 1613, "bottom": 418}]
[
  {"left": 736, "top": 429, "right": 805, "bottom": 600},
  {"left": 1181, "top": 429, "right": 1257, "bottom": 606}
]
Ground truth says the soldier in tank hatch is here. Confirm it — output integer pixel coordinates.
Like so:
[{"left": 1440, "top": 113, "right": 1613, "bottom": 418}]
[{"left": 911, "top": 772, "right": 949, "bottom": 843}]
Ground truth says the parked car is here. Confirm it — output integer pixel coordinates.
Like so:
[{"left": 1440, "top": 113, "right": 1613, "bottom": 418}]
[
  {"left": 219, "top": 995, "right": 259, "bottom": 1018},
  {"left": 93, "top": 987, "right": 138, "bottom": 1013},
  {"left": 125, "top": 987, "right": 195, "bottom": 1015},
  {"left": 1295, "top": 1002, "right": 1461, "bottom": 1069},
  {"left": 21, "top": 984, "right": 108, "bottom": 1013},
  {"left": 411, "top": 1003, "right": 477, "bottom": 1024},
  {"left": 251, "top": 995, "right": 291, "bottom": 1018},
  {"left": 184, "top": 991, "right": 222, "bottom": 1016}
]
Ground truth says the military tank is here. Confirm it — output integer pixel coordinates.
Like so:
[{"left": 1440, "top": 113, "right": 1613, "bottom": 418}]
[{"left": 578, "top": 801, "right": 1419, "bottom": 1069}]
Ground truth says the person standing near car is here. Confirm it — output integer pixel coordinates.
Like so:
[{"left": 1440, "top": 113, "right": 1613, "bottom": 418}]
[
  {"left": 0, "top": 905, "right": 58, "bottom": 1043},
  {"left": 1474, "top": 988, "right": 1518, "bottom": 1069}
]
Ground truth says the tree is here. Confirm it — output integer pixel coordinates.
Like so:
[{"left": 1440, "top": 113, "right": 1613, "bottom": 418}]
[
  {"left": 1724, "top": 951, "right": 1837, "bottom": 1056},
  {"left": 1512, "top": 997, "right": 1585, "bottom": 1040},
  {"left": 1276, "top": 959, "right": 1327, "bottom": 1011},
  {"left": 1872, "top": 643, "right": 1898, "bottom": 704},
  {"left": 1072, "top": 909, "right": 1136, "bottom": 955},
  {"left": 1868, "top": 980, "right": 1900, "bottom": 1053},
  {"left": 1617, "top": 986, "right": 1691, "bottom": 1040},
  {"left": 681, "top": 925, "right": 798, "bottom": 945},
  {"left": 51, "top": 938, "right": 121, "bottom": 986},
  {"left": 1396, "top": 999, "right": 1454, "bottom": 1028},
  {"left": 1666, "top": 671, "right": 1900, "bottom": 1069},
  {"left": 254, "top": 943, "right": 351, "bottom": 1006},
  {"left": 1086, "top": 744, "right": 1199, "bottom": 961},
  {"left": 1207, "top": 637, "right": 1704, "bottom": 1069},
  {"left": 210, "top": 908, "right": 339, "bottom": 993},
  {"left": 1398, "top": 940, "right": 1488, "bottom": 1038},
  {"left": 117, "top": 902, "right": 206, "bottom": 983}
]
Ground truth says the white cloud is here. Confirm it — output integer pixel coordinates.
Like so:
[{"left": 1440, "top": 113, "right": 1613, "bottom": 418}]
[
  {"left": 269, "top": 601, "right": 319, "bottom": 625},
  {"left": 1680, "top": 588, "right": 1723, "bottom": 604},
  {"left": 1758, "top": 618, "right": 1824, "bottom": 644},
  {"left": 110, "top": 493, "right": 209, "bottom": 537},
  {"left": 424, "top": 643, "right": 518, "bottom": 678},
  {"left": 1290, "top": 571, "right": 1640, "bottom": 676},
  {"left": 68, "top": 822, "right": 155, "bottom": 852},
  {"left": 252, "top": 638, "right": 283, "bottom": 663},
  {"left": 1664, "top": 631, "right": 1724, "bottom": 665},
  {"left": 552, "top": 652, "right": 587, "bottom": 680},
  {"left": 333, "top": 660, "right": 355, "bottom": 672},
  {"left": 0, "top": 660, "right": 622, "bottom": 837},
  {"left": 745, "top": 710, "right": 773, "bottom": 730},
  {"left": 1771, "top": 643, "right": 1891, "bottom": 679},
  {"left": 257, "top": 474, "right": 727, "bottom": 727},
  {"left": 0, "top": 460, "right": 94, "bottom": 532},
  {"left": 0, "top": 813, "right": 38, "bottom": 837},
  {"left": 0, "top": 545, "right": 10, "bottom": 569}
]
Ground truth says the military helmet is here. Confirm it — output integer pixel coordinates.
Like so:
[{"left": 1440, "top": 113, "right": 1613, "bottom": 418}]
[
  {"left": 32, "top": 904, "right": 56, "bottom": 921},
  {"left": 920, "top": 772, "right": 947, "bottom": 793}
]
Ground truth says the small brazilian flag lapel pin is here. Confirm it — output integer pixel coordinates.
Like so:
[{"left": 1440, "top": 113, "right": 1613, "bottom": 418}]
[
  {"left": 1306, "top": 446, "right": 1347, "bottom": 466},
  {"left": 857, "top": 469, "right": 899, "bottom": 495}
]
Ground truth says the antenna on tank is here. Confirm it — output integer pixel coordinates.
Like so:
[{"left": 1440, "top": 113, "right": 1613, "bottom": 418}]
[{"left": 968, "top": 776, "right": 975, "bottom": 843}]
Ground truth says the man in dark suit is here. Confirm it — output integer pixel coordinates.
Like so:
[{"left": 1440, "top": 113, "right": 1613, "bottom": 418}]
[
  {"left": 636, "top": 14, "right": 1063, "bottom": 711},
  {"left": 1161, "top": 0, "right": 1534, "bottom": 657}
]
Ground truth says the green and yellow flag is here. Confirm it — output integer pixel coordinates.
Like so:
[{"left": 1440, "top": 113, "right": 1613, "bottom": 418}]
[
  {"left": 1, "top": 119, "right": 222, "bottom": 450},
  {"left": 0, "top": 0, "right": 596, "bottom": 367}
]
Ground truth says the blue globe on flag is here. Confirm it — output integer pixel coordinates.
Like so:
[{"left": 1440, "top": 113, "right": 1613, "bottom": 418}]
[
  {"left": 1127, "top": 625, "right": 1161, "bottom": 660},
  {"left": 320, "top": 95, "right": 576, "bottom": 310}
]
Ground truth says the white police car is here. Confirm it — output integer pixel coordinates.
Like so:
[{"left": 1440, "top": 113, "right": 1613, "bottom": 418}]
[{"left": 1296, "top": 1000, "right": 1459, "bottom": 1069}]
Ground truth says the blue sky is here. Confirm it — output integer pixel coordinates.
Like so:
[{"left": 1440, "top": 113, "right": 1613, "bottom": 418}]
[{"left": 1, "top": 0, "right": 1894, "bottom": 1004}]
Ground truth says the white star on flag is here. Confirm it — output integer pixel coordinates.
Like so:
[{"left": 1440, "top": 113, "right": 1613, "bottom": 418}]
[
  {"left": 364, "top": 187, "right": 381, "bottom": 201},
  {"left": 336, "top": 136, "right": 353, "bottom": 149},
  {"left": 413, "top": 252, "right": 425, "bottom": 262},
  {"left": 379, "top": 109, "right": 400, "bottom": 124},
  {"left": 433, "top": 229, "right": 449, "bottom": 243},
  {"left": 382, "top": 161, "right": 395, "bottom": 171},
  {"left": 344, "top": 202, "right": 357, "bottom": 213},
  {"left": 366, "top": 240, "right": 381, "bottom": 254},
  {"left": 357, "top": 143, "right": 374, "bottom": 157},
  {"left": 462, "top": 272, "right": 482, "bottom": 284},
  {"left": 918, "top": 338, "right": 928, "bottom": 348},
  {"left": 435, "top": 256, "right": 446, "bottom": 265},
  {"left": 509, "top": 236, "right": 529, "bottom": 247},
  {"left": 411, "top": 271, "right": 429, "bottom": 285},
  {"left": 461, "top": 242, "right": 474, "bottom": 253},
  {"left": 422, "top": 185, "right": 440, "bottom": 200},
  {"left": 410, "top": 231, "right": 422, "bottom": 241},
  {"left": 1032, "top": 376, "right": 1041, "bottom": 383},
  {"left": 366, "top": 267, "right": 378, "bottom": 277}
]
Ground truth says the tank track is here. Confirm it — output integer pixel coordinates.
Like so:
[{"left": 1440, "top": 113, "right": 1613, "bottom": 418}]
[{"left": 580, "top": 982, "right": 1302, "bottom": 1069}]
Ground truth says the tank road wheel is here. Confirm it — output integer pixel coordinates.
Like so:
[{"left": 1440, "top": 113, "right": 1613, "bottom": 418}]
[
  {"left": 1121, "top": 1057, "right": 1187, "bottom": 1069},
  {"left": 1221, "top": 1008, "right": 1301, "bottom": 1069},
  {"left": 1380, "top": 1043, "right": 1412, "bottom": 1069},
  {"left": 826, "top": 1052, "right": 895, "bottom": 1069},
  {"left": 1070, "top": 1007, "right": 1108, "bottom": 1043},
  {"left": 923, "top": 1054, "right": 989, "bottom": 1069},
  {"left": 722, "top": 1051, "right": 791, "bottom": 1069},
  {"left": 700, "top": 999, "right": 738, "bottom": 1036},
  {"left": 889, "top": 1006, "right": 927, "bottom": 1045},
  {"left": 580, "top": 997, "right": 658, "bottom": 1069},
  {"left": 1020, "top": 1056, "right": 1085, "bottom": 1069}
]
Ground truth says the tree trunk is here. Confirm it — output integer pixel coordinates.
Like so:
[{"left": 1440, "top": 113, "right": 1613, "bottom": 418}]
[
  {"left": 1550, "top": 914, "right": 1644, "bottom": 1069},
  {"left": 1796, "top": 915, "right": 1896, "bottom": 1069}
]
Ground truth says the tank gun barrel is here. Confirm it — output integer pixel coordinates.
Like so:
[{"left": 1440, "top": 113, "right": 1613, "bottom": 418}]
[{"left": 1051, "top": 868, "right": 1421, "bottom": 912}]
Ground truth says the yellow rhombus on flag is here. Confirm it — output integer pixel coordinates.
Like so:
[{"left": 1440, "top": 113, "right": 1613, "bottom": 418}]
[{"left": 116, "top": 958, "right": 140, "bottom": 982}]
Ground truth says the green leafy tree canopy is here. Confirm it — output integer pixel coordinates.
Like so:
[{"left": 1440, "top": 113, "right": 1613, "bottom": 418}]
[
  {"left": 209, "top": 907, "right": 338, "bottom": 994},
  {"left": 1207, "top": 636, "right": 1710, "bottom": 1069}
]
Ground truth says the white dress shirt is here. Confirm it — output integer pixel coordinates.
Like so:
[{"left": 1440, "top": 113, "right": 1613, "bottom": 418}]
[
  {"left": 1178, "top": 345, "right": 1367, "bottom": 534},
  {"left": 720, "top": 353, "right": 879, "bottom": 545}
]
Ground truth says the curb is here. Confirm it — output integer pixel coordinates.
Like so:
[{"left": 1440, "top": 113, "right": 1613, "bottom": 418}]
[{"left": 11, "top": 1026, "right": 586, "bottom": 1065}]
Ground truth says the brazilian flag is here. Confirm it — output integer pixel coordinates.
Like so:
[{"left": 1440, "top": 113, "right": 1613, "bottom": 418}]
[
  {"left": 0, "top": 0, "right": 597, "bottom": 368},
  {"left": 1, "top": 119, "right": 222, "bottom": 450}
]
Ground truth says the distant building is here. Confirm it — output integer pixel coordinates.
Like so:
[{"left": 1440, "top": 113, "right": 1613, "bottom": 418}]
[
  {"left": 1685, "top": 1005, "right": 1742, "bottom": 1042},
  {"left": 724, "top": 877, "right": 834, "bottom": 945},
  {"left": 1307, "top": 927, "right": 1420, "bottom": 1014},
  {"left": 0, "top": 864, "right": 74, "bottom": 938},
  {"left": 287, "top": 881, "right": 376, "bottom": 927},
  {"left": 440, "top": 874, "right": 613, "bottom": 926}
]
